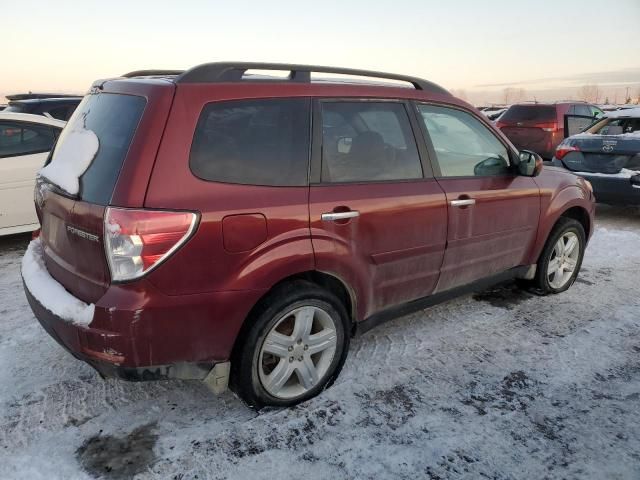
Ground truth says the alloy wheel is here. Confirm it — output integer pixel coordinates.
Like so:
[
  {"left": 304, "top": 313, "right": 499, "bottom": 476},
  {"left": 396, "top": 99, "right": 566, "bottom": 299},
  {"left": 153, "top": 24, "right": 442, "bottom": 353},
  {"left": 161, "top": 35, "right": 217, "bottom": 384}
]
[
  {"left": 547, "top": 231, "right": 580, "bottom": 289},
  {"left": 258, "top": 305, "right": 338, "bottom": 399}
]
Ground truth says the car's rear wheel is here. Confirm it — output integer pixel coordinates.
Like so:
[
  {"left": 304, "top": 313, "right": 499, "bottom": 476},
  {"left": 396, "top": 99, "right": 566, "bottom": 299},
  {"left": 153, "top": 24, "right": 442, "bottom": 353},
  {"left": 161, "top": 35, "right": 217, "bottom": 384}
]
[
  {"left": 527, "top": 217, "right": 586, "bottom": 294},
  {"left": 232, "top": 281, "right": 349, "bottom": 409}
]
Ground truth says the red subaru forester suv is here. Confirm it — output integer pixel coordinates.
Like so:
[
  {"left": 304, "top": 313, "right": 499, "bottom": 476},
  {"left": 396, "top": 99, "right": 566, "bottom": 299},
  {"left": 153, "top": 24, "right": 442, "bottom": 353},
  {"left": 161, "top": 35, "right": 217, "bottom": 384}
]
[{"left": 23, "top": 63, "right": 595, "bottom": 408}]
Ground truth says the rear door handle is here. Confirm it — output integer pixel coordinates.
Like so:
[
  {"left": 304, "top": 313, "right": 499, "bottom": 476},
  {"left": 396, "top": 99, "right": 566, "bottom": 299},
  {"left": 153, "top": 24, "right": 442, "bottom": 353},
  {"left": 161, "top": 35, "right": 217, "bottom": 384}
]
[
  {"left": 450, "top": 199, "right": 476, "bottom": 207},
  {"left": 321, "top": 211, "right": 360, "bottom": 221}
]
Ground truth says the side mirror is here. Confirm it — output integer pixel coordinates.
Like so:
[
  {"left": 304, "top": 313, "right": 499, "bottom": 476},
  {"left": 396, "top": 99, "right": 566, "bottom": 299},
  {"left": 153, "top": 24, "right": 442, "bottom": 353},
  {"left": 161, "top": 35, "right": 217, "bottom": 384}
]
[
  {"left": 473, "top": 156, "right": 510, "bottom": 176},
  {"left": 518, "top": 150, "right": 544, "bottom": 177},
  {"left": 631, "top": 174, "right": 640, "bottom": 189}
]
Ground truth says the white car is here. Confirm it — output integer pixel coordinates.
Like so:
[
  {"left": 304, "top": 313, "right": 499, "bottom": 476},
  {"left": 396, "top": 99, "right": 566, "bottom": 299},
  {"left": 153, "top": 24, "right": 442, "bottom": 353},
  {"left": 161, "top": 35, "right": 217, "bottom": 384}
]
[{"left": 0, "top": 112, "right": 66, "bottom": 236}]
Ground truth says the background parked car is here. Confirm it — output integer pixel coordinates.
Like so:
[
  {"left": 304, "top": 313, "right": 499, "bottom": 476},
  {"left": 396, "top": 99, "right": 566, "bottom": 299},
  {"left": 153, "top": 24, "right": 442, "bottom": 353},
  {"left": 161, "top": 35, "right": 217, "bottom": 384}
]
[
  {"left": 497, "top": 102, "right": 604, "bottom": 159},
  {"left": 3, "top": 93, "right": 82, "bottom": 121},
  {"left": 0, "top": 112, "right": 65, "bottom": 235},
  {"left": 551, "top": 107, "right": 640, "bottom": 205}
]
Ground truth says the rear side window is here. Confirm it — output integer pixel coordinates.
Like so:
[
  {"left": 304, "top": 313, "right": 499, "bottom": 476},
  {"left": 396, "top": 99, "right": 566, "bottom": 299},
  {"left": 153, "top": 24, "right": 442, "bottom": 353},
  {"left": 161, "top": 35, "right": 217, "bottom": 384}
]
[
  {"left": 320, "top": 102, "right": 423, "bottom": 183},
  {"left": 574, "top": 104, "right": 592, "bottom": 117},
  {"left": 0, "top": 122, "right": 58, "bottom": 158},
  {"left": 190, "top": 98, "right": 311, "bottom": 186},
  {"left": 500, "top": 105, "right": 556, "bottom": 123},
  {"left": 54, "top": 93, "right": 146, "bottom": 204}
]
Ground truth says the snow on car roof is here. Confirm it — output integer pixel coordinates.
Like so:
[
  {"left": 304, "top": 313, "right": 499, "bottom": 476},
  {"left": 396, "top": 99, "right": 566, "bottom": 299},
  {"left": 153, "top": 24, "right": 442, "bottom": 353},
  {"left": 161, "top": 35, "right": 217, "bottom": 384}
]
[{"left": 605, "top": 106, "right": 640, "bottom": 118}]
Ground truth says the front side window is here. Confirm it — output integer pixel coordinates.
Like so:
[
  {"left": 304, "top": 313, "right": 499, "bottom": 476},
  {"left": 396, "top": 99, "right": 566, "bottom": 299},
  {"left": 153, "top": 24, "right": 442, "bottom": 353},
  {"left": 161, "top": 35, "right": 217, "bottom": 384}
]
[
  {"left": 190, "top": 98, "right": 311, "bottom": 186},
  {"left": 320, "top": 102, "right": 422, "bottom": 183},
  {"left": 417, "top": 104, "right": 511, "bottom": 177},
  {"left": 0, "top": 122, "right": 57, "bottom": 158}
]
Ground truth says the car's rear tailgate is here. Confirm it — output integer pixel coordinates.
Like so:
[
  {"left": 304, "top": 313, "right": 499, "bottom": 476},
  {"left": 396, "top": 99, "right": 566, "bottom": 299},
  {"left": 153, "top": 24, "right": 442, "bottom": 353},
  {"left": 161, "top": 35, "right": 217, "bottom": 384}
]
[
  {"left": 39, "top": 186, "right": 109, "bottom": 303},
  {"left": 34, "top": 80, "right": 175, "bottom": 304}
]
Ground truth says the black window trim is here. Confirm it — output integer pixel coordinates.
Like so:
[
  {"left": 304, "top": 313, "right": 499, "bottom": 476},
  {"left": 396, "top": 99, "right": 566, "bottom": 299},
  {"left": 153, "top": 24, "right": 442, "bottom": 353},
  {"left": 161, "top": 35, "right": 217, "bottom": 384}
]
[
  {"left": 188, "top": 96, "right": 313, "bottom": 188},
  {"left": 0, "top": 121, "right": 62, "bottom": 159},
  {"left": 310, "top": 97, "right": 434, "bottom": 186},
  {"left": 411, "top": 101, "right": 520, "bottom": 180}
]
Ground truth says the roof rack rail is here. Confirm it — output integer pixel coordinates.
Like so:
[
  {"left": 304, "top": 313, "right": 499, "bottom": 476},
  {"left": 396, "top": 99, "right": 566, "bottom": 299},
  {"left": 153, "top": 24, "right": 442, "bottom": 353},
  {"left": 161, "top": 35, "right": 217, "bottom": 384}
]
[
  {"left": 175, "top": 62, "right": 449, "bottom": 95},
  {"left": 122, "top": 69, "right": 185, "bottom": 78}
]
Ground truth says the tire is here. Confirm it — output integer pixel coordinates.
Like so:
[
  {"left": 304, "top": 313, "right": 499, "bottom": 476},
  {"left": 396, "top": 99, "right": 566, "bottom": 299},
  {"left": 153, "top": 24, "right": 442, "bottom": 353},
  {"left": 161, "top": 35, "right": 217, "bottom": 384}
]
[
  {"left": 527, "top": 217, "right": 586, "bottom": 295},
  {"left": 231, "top": 280, "right": 350, "bottom": 409}
]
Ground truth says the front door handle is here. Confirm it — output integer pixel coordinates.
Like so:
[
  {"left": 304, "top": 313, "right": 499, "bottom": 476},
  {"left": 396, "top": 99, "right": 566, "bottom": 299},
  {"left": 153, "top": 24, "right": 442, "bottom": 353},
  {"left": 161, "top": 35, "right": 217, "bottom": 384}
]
[
  {"left": 321, "top": 210, "right": 360, "bottom": 222},
  {"left": 450, "top": 199, "right": 476, "bottom": 207}
]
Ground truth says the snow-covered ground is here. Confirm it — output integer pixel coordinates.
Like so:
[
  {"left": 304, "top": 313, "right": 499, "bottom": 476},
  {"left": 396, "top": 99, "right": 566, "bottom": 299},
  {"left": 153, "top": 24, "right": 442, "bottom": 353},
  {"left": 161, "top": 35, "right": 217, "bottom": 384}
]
[{"left": 1, "top": 205, "right": 640, "bottom": 480}]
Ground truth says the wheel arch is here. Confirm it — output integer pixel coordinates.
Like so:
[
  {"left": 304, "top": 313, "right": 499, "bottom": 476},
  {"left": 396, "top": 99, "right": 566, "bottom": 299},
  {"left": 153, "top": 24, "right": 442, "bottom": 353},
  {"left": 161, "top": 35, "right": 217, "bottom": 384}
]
[
  {"left": 229, "top": 270, "right": 357, "bottom": 365},
  {"left": 559, "top": 205, "right": 591, "bottom": 239}
]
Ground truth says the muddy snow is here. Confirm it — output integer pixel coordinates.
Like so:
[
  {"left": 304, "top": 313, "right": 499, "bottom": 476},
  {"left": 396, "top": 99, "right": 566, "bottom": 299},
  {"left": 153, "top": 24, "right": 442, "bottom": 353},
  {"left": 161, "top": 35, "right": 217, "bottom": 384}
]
[{"left": 1, "top": 205, "right": 639, "bottom": 479}]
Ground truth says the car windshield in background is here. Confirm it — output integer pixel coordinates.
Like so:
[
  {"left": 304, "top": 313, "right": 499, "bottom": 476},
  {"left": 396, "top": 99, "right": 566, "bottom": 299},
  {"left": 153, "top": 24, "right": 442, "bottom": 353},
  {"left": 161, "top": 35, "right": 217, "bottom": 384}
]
[
  {"left": 589, "top": 117, "right": 640, "bottom": 136},
  {"left": 49, "top": 93, "right": 146, "bottom": 204},
  {"left": 500, "top": 105, "right": 556, "bottom": 123}
]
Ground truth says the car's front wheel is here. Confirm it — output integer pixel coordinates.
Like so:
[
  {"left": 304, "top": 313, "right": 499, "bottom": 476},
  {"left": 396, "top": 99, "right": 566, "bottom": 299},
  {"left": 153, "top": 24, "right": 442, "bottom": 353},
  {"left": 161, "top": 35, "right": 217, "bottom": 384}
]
[
  {"left": 232, "top": 281, "right": 349, "bottom": 409},
  {"left": 529, "top": 217, "right": 586, "bottom": 294}
]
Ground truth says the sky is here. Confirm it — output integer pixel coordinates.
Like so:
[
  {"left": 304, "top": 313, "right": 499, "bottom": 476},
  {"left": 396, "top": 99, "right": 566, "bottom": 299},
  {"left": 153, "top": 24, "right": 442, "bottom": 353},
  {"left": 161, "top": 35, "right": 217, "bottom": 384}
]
[{"left": 2, "top": 0, "right": 639, "bottom": 105}]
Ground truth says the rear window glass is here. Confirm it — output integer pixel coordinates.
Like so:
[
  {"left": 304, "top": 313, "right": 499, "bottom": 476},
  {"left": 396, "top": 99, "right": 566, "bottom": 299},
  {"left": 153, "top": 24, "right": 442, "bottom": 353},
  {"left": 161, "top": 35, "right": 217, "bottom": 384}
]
[
  {"left": 500, "top": 105, "right": 556, "bottom": 123},
  {"left": 190, "top": 98, "right": 311, "bottom": 186},
  {"left": 56, "top": 93, "right": 146, "bottom": 204}
]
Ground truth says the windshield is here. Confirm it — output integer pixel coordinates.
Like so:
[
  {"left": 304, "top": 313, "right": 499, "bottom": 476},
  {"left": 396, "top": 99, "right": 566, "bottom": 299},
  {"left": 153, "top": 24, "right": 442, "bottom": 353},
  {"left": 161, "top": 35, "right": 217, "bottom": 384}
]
[
  {"left": 45, "top": 93, "right": 146, "bottom": 204},
  {"left": 586, "top": 117, "right": 640, "bottom": 136}
]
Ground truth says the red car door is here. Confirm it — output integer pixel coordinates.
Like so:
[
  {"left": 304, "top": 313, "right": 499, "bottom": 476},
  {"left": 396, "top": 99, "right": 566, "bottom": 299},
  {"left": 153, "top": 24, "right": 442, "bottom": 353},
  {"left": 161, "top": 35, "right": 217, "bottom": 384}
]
[
  {"left": 414, "top": 103, "right": 540, "bottom": 292},
  {"left": 309, "top": 99, "right": 448, "bottom": 319}
]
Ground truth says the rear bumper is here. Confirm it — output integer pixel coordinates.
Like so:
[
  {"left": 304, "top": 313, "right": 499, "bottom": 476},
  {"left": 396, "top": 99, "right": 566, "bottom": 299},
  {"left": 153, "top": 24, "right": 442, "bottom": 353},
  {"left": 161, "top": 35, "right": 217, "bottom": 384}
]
[
  {"left": 23, "top": 253, "right": 267, "bottom": 381},
  {"left": 551, "top": 159, "right": 640, "bottom": 206},
  {"left": 24, "top": 283, "right": 215, "bottom": 380}
]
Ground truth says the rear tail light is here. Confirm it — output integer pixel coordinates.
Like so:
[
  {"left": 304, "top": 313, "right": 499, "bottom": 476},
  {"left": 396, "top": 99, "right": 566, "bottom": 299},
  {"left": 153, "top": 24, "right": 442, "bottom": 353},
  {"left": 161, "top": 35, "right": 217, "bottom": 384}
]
[
  {"left": 495, "top": 121, "right": 506, "bottom": 129},
  {"left": 555, "top": 144, "right": 580, "bottom": 160},
  {"left": 104, "top": 207, "right": 198, "bottom": 282},
  {"left": 538, "top": 122, "right": 558, "bottom": 132}
]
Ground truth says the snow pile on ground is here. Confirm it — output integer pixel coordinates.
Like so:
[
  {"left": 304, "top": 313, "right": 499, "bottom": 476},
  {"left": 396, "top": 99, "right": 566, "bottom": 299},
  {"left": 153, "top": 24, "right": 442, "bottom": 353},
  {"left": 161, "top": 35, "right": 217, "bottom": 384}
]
[
  {"left": 38, "top": 117, "right": 99, "bottom": 195},
  {"left": 21, "top": 237, "right": 94, "bottom": 327}
]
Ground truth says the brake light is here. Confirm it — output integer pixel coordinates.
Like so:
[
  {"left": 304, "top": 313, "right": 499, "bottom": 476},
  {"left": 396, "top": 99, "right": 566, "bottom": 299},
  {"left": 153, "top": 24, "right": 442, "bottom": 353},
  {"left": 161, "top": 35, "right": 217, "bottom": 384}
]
[
  {"left": 537, "top": 122, "right": 558, "bottom": 132},
  {"left": 495, "top": 121, "right": 506, "bottom": 129},
  {"left": 555, "top": 144, "right": 580, "bottom": 160},
  {"left": 104, "top": 207, "right": 198, "bottom": 282}
]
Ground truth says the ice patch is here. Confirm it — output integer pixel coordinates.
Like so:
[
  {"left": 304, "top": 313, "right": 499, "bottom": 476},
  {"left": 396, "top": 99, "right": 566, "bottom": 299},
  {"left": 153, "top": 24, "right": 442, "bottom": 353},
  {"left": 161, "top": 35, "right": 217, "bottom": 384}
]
[
  {"left": 21, "top": 238, "right": 95, "bottom": 327},
  {"left": 38, "top": 116, "right": 99, "bottom": 195}
]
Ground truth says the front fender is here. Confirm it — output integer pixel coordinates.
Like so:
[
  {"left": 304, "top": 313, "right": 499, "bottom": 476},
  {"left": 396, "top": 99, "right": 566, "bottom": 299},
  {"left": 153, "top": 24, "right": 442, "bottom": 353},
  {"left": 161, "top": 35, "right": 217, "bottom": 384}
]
[{"left": 527, "top": 181, "right": 594, "bottom": 264}]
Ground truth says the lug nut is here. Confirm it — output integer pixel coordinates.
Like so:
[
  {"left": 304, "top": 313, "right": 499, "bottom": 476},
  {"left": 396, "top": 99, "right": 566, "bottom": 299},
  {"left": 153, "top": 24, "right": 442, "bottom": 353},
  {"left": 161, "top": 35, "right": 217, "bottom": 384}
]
[
  {"left": 298, "top": 356, "right": 303, "bottom": 362},
  {"left": 289, "top": 356, "right": 294, "bottom": 362},
  {"left": 297, "top": 339, "right": 302, "bottom": 344},
  {"left": 288, "top": 346, "right": 293, "bottom": 352},
  {"left": 304, "top": 345, "right": 308, "bottom": 351}
]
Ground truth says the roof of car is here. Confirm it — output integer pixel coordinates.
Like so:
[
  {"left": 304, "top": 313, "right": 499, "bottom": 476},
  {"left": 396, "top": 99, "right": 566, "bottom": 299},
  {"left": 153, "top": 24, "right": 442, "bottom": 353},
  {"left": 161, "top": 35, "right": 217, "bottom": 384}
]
[
  {"left": 106, "top": 62, "right": 451, "bottom": 96},
  {"left": 9, "top": 97, "right": 83, "bottom": 105},
  {"left": 604, "top": 106, "right": 640, "bottom": 118},
  {"left": 0, "top": 111, "right": 67, "bottom": 127}
]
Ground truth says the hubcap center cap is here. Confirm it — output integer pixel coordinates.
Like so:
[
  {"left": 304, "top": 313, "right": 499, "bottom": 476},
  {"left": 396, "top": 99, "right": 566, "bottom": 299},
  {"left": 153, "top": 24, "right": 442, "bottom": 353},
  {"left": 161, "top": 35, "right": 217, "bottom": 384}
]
[{"left": 292, "top": 344, "right": 306, "bottom": 359}]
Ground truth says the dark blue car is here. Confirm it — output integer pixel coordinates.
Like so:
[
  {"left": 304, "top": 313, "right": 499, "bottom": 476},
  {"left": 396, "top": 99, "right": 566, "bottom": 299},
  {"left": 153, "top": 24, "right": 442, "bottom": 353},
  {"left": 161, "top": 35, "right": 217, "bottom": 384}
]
[{"left": 551, "top": 108, "right": 640, "bottom": 205}]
